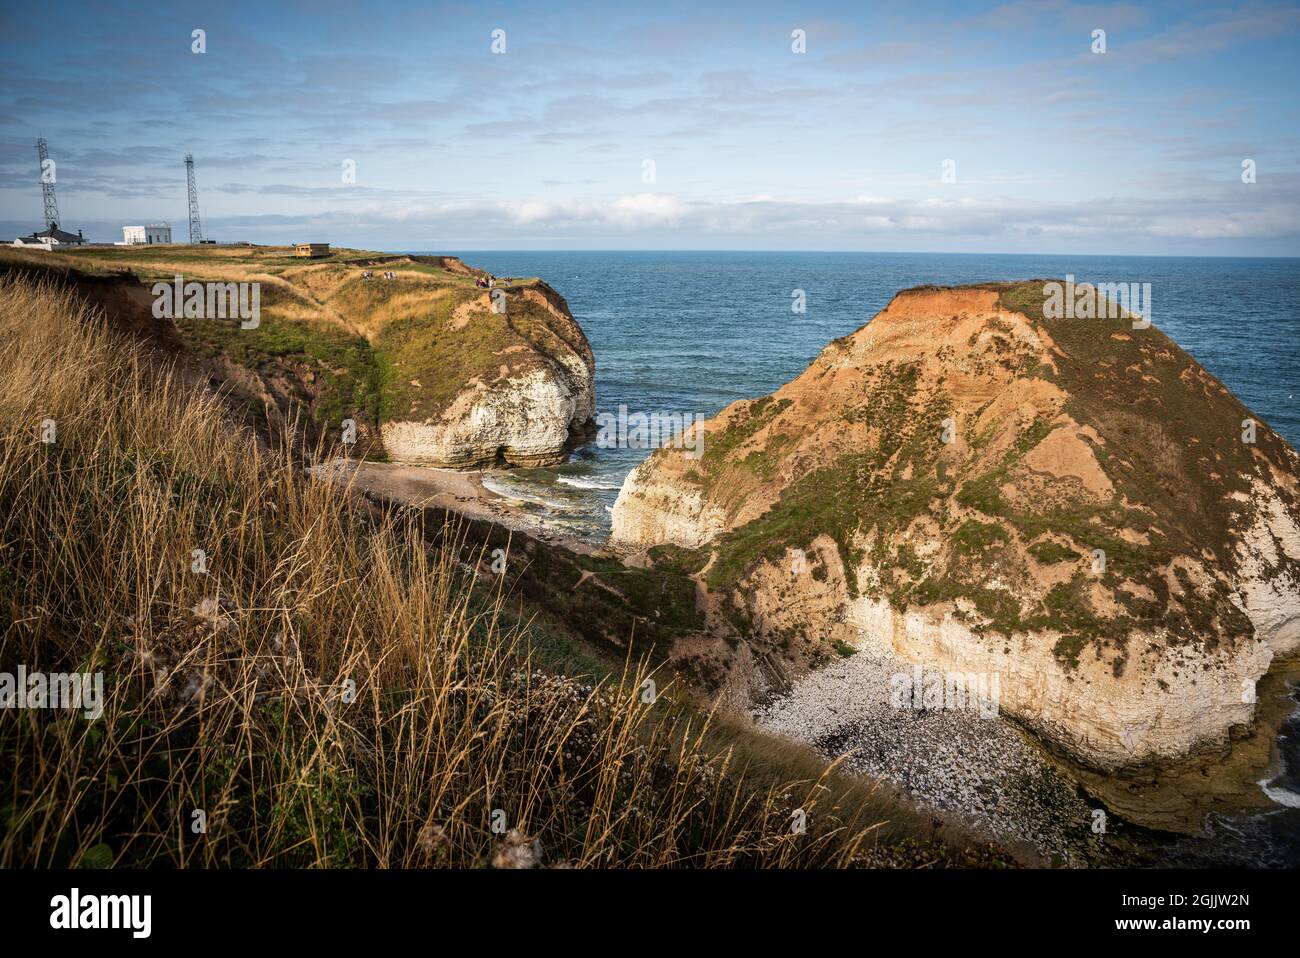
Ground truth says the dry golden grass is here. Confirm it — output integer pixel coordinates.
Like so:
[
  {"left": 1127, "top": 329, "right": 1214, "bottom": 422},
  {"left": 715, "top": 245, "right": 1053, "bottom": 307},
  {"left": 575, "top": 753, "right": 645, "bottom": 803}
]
[{"left": 0, "top": 275, "right": 950, "bottom": 869}]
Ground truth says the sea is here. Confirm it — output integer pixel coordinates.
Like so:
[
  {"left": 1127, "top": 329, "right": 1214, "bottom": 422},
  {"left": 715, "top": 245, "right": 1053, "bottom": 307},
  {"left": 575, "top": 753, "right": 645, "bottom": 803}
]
[
  {"left": 422, "top": 250, "right": 1300, "bottom": 865},
  {"left": 435, "top": 251, "right": 1300, "bottom": 541}
]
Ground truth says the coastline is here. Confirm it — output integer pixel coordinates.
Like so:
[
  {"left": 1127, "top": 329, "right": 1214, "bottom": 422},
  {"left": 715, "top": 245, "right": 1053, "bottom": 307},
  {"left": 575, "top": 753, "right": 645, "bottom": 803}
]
[
  {"left": 742, "top": 637, "right": 1300, "bottom": 865},
  {"left": 1067, "top": 654, "right": 1300, "bottom": 837},
  {"left": 310, "top": 252, "right": 1300, "bottom": 867},
  {"left": 312, "top": 457, "right": 610, "bottom": 556},
  {"left": 316, "top": 452, "right": 1300, "bottom": 864}
]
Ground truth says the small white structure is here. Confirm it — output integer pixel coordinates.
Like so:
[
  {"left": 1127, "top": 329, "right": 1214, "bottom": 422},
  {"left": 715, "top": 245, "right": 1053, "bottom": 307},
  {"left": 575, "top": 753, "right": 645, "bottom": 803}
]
[
  {"left": 12, "top": 225, "right": 86, "bottom": 250},
  {"left": 118, "top": 224, "right": 172, "bottom": 245}
]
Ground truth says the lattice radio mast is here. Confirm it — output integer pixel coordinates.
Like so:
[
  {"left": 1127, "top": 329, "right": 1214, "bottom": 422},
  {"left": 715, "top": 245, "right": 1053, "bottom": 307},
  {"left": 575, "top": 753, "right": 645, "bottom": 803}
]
[
  {"left": 36, "top": 137, "right": 60, "bottom": 229},
  {"left": 184, "top": 153, "right": 204, "bottom": 243}
]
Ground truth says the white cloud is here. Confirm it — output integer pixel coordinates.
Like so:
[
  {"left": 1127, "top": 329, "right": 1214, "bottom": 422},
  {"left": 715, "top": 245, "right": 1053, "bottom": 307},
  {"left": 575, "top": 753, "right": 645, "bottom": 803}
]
[
  {"left": 154, "top": 183, "right": 1299, "bottom": 251},
  {"left": 498, "top": 193, "right": 687, "bottom": 229},
  {"left": 606, "top": 193, "right": 685, "bottom": 226}
]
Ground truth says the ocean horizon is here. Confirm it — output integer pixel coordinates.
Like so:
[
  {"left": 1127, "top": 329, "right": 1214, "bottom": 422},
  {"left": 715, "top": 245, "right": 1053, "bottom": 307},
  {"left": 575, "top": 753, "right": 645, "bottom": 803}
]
[
  {"left": 416, "top": 248, "right": 1300, "bottom": 867},
  {"left": 413, "top": 250, "right": 1300, "bottom": 542}
]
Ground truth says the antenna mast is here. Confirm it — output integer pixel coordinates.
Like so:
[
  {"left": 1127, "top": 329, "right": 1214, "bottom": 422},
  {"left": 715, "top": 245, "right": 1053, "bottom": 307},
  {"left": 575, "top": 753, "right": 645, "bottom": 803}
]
[
  {"left": 36, "top": 138, "right": 60, "bottom": 229},
  {"left": 184, "top": 153, "right": 204, "bottom": 243}
]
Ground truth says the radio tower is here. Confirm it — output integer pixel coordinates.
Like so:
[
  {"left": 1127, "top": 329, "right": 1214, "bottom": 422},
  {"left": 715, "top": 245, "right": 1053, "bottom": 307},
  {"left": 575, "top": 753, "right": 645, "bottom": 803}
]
[
  {"left": 184, "top": 153, "right": 204, "bottom": 243},
  {"left": 36, "top": 137, "right": 60, "bottom": 229}
]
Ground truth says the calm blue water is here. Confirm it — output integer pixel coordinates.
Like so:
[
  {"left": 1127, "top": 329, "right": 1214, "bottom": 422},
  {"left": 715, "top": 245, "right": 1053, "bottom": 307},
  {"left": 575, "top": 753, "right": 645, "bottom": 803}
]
[
  {"left": 429, "top": 251, "right": 1300, "bottom": 540},
  {"left": 417, "top": 250, "right": 1300, "bottom": 864}
]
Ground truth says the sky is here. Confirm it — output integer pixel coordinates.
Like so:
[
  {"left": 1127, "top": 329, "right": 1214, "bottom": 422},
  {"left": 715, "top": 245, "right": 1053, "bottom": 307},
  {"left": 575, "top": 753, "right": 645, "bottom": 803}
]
[{"left": 1, "top": 0, "right": 1298, "bottom": 255}]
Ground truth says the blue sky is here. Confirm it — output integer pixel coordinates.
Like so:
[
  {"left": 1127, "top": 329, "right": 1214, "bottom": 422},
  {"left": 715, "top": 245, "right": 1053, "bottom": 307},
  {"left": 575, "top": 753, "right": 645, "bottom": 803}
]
[{"left": 1, "top": 0, "right": 1298, "bottom": 254}]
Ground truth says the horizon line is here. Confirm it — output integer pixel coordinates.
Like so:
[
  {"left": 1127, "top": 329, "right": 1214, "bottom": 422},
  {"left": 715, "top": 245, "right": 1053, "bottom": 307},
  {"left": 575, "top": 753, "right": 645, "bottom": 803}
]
[{"left": 390, "top": 247, "right": 1300, "bottom": 261}]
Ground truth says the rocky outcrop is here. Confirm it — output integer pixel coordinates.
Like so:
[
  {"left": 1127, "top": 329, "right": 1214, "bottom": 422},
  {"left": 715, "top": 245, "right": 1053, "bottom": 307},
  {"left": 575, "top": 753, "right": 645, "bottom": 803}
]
[
  {"left": 611, "top": 457, "right": 725, "bottom": 548},
  {"left": 611, "top": 283, "right": 1300, "bottom": 771},
  {"left": 382, "top": 362, "right": 594, "bottom": 468},
  {"left": 845, "top": 595, "right": 1273, "bottom": 770},
  {"left": 0, "top": 248, "right": 596, "bottom": 471},
  {"left": 376, "top": 279, "right": 595, "bottom": 469}
]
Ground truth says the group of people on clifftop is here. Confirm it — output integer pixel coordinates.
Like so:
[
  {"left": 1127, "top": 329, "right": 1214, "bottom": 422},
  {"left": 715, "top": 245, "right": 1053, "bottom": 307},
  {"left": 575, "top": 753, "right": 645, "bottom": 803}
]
[{"left": 474, "top": 274, "right": 506, "bottom": 289}]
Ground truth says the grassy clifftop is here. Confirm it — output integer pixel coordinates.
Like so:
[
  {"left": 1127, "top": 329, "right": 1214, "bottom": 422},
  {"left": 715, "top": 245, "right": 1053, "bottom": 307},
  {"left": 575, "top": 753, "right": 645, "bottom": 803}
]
[
  {"left": 0, "top": 244, "right": 588, "bottom": 463},
  {"left": 616, "top": 282, "right": 1300, "bottom": 682},
  {"left": 0, "top": 271, "right": 1011, "bottom": 868}
]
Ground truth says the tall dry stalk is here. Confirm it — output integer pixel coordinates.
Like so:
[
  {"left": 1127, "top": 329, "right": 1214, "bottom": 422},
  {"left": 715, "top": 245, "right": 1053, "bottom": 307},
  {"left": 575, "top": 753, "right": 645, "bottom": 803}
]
[{"left": 0, "top": 275, "right": 917, "bottom": 868}]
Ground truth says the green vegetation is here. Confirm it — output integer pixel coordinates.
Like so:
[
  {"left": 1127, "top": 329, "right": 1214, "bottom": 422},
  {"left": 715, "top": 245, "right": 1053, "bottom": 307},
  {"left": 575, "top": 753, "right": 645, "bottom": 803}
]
[
  {"left": 691, "top": 395, "right": 792, "bottom": 497},
  {"left": 446, "top": 523, "right": 707, "bottom": 660},
  {"left": 0, "top": 244, "right": 575, "bottom": 460},
  {"left": 664, "top": 279, "right": 1291, "bottom": 673},
  {"left": 705, "top": 361, "right": 947, "bottom": 595},
  {"left": 177, "top": 303, "right": 388, "bottom": 426},
  {"left": 953, "top": 518, "right": 1009, "bottom": 556},
  {"left": 373, "top": 288, "right": 557, "bottom": 421},
  {"left": 998, "top": 280, "right": 1288, "bottom": 563},
  {"left": 1028, "top": 540, "right": 1078, "bottom": 564},
  {"left": 0, "top": 273, "right": 999, "bottom": 869}
]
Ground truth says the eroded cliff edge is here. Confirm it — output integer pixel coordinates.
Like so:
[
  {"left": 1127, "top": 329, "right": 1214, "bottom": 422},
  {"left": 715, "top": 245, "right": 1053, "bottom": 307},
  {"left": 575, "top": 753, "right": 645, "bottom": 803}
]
[
  {"left": 611, "top": 282, "right": 1300, "bottom": 772},
  {"left": 0, "top": 247, "right": 596, "bottom": 469},
  {"left": 372, "top": 271, "right": 596, "bottom": 468}
]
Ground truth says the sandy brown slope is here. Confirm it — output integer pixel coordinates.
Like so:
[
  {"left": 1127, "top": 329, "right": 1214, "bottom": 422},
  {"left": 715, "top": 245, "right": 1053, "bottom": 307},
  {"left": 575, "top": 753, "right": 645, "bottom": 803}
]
[{"left": 611, "top": 282, "right": 1300, "bottom": 771}]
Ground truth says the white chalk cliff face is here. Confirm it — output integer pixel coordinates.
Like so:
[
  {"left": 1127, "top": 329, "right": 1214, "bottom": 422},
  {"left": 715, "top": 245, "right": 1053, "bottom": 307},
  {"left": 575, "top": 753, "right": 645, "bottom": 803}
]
[
  {"left": 843, "top": 596, "right": 1273, "bottom": 770},
  {"left": 611, "top": 441, "right": 724, "bottom": 548},
  {"left": 382, "top": 361, "right": 594, "bottom": 468},
  {"left": 380, "top": 282, "right": 595, "bottom": 468},
  {"left": 610, "top": 284, "right": 1300, "bottom": 771}
]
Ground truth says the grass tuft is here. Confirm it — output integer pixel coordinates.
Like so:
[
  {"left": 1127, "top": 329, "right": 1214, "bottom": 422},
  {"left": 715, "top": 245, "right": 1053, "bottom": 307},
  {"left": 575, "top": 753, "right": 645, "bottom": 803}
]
[{"left": 0, "top": 275, "right": 959, "bottom": 868}]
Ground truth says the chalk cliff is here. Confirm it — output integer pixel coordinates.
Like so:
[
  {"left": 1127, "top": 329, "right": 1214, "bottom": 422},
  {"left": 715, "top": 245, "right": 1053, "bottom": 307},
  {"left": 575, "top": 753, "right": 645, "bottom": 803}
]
[
  {"left": 0, "top": 247, "right": 596, "bottom": 470},
  {"left": 611, "top": 283, "right": 1300, "bottom": 771},
  {"left": 375, "top": 279, "right": 596, "bottom": 468}
]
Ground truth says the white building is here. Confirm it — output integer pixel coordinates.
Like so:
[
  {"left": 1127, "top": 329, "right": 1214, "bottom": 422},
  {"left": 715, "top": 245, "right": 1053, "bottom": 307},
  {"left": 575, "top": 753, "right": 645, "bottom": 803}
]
[
  {"left": 118, "top": 224, "right": 172, "bottom": 245},
  {"left": 12, "top": 225, "right": 86, "bottom": 250}
]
